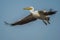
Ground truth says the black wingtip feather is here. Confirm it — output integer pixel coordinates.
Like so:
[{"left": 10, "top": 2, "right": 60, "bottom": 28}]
[
  {"left": 4, "top": 21, "right": 16, "bottom": 26},
  {"left": 46, "top": 11, "right": 57, "bottom": 15},
  {"left": 4, "top": 21, "right": 9, "bottom": 25}
]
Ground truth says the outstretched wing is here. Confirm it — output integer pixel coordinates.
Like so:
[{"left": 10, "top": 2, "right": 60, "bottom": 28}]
[
  {"left": 5, "top": 14, "right": 37, "bottom": 26},
  {"left": 38, "top": 10, "right": 57, "bottom": 15},
  {"left": 44, "top": 11, "right": 57, "bottom": 15}
]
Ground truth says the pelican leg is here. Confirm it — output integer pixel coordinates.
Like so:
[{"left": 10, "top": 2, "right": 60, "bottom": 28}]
[
  {"left": 47, "top": 21, "right": 50, "bottom": 24},
  {"left": 45, "top": 17, "right": 50, "bottom": 24},
  {"left": 42, "top": 20, "right": 47, "bottom": 25}
]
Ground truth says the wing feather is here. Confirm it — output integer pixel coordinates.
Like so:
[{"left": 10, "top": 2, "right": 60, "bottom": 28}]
[
  {"left": 44, "top": 11, "right": 57, "bottom": 15},
  {"left": 38, "top": 11, "right": 57, "bottom": 15},
  {"left": 5, "top": 14, "right": 37, "bottom": 26}
]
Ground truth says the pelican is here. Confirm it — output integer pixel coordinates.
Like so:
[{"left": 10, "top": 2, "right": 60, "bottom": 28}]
[{"left": 4, "top": 6, "right": 57, "bottom": 26}]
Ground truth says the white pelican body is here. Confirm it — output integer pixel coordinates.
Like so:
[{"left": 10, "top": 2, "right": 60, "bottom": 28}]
[
  {"left": 27, "top": 7, "right": 40, "bottom": 18},
  {"left": 4, "top": 6, "right": 57, "bottom": 26}
]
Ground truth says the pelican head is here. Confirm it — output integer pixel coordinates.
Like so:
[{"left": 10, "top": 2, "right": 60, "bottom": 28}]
[{"left": 23, "top": 6, "right": 34, "bottom": 11}]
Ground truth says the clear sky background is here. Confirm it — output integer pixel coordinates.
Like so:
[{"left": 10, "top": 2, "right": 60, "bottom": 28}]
[{"left": 0, "top": 0, "right": 60, "bottom": 40}]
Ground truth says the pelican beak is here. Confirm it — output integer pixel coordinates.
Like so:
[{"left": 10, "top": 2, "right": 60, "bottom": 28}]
[{"left": 23, "top": 7, "right": 32, "bottom": 10}]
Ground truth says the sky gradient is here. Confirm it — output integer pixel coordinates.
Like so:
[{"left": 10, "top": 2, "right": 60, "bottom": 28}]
[{"left": 0, "top": 0, "right": 60, "bottom": 40}]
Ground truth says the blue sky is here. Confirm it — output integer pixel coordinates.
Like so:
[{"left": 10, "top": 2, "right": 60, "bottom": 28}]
[{"left": 0, "top": 0, "right": 60, "bottom": 40}]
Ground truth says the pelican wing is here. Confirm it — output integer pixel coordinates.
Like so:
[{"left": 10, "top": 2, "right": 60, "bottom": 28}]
[
  {"left": 9, "top": 14, "right": 36, "bottom": 26},
  {"left": 38, "top": 11, "right": 57, "bottom": 15},
  {"left": 44, "top": 11, "right": 57, "bottom": 15}
]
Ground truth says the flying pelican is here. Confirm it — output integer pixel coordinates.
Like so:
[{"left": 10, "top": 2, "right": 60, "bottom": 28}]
[{"left": 4, "top": 6, "right": 57, "bottom": 26}]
